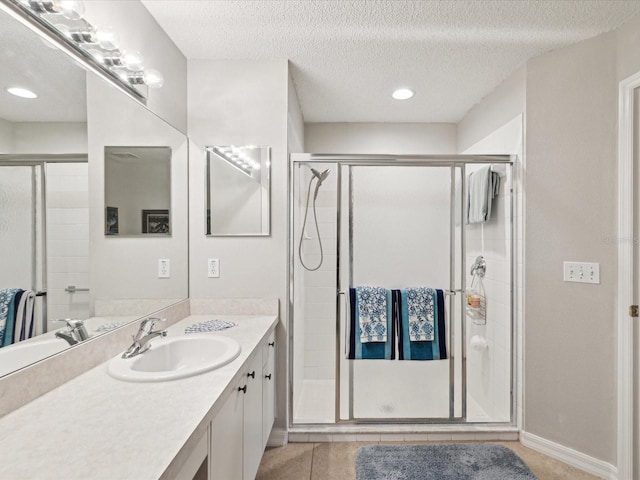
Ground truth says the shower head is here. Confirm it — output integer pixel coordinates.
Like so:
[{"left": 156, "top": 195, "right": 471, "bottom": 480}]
[
  {"left": 311, "top": 168, "right": 330, "bottom": 185},
  {"left": 310, "top": 167, "right": 330, "bottom": 200}
]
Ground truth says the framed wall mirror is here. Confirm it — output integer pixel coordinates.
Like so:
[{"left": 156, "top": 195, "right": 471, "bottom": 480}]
[
  {"left": 0, "top": 5, "right": 188, "bottom": 378},
  {"left": 205, "top": 145, "right": 271, "bottom": 236},
  {"left": 104, "top": 146, "right": 171, "bottom": 236}
]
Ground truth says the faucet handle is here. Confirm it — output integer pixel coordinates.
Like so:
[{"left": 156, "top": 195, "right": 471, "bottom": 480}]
[
  {"left": 54, "top": 318, "right": 84, "bottom": 329},
  {"left": 141, "top": 317, "right": 166, "bottom": 331}
]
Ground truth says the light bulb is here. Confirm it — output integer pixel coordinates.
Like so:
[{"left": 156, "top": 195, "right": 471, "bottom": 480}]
[
  {"left": 25, "top": 0, "right": 60, "bottom": 14},
  {"left": 95, "top": 26, "right": 119, "bottom": 51},
  {"left": 121, "top": 50, "right": 144, "bottom": 72},
  {"left": 87, "top": 48, "right": 105, "bottom": 64},
  {"left": 114, "top": 69, "right": 130, "bottom": 84},
  {"left": 58, "top": 0, "right": 84, "bottom": 20},
  {"left": 143, "top": 69, "right": 164, "bottom": 88}
]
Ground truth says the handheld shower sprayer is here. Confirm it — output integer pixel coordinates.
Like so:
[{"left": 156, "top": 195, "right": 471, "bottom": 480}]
[
  {"left": 310, "top": 168, "right": 330, "bottom": 199},
  {"left": 299, "top": 166, "right": 330, "bottom": 271}
]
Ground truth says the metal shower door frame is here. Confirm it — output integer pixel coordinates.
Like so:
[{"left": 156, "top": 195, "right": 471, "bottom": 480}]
[
  {"left": 0, "top": 154, "right": 88, "bottom": 334},
  {"left": 288, "top": 153, "right": 514, "bottom": 428}
]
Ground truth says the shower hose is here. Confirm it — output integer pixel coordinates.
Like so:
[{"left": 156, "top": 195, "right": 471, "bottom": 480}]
[{"left": 298, "top": 175, "right": 324, "bottom": 271}]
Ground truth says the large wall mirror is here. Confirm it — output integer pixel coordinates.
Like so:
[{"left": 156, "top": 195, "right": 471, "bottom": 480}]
[
  {"left": 206, "top": 145, "right": 271, "bottom": 236},
  {"left": 0, "top": 6, "right": 188, "bottom": 378}
]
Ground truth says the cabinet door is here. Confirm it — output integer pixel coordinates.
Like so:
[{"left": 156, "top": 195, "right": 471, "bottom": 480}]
[
  {"left": 243, "top": 352, "right": 264, "bottom": 480},
  {"left": 262, "top": 332, "right": 276, "bottom": 449},
  {"left": 210, "top": 380, "right": 244, "bottom": 480}
]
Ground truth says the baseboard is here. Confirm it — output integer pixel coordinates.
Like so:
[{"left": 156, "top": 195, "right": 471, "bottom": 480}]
[
  {"left": 520, "top": 431, "right": 617, "bottom": 480},
  {"left": 267, "top": 428, "right": 288, "bottom": 447}
]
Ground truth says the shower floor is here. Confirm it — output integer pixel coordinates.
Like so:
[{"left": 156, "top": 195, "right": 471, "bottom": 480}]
[{"left": 294, "top": 379, "right": 491, "bottom": 424}]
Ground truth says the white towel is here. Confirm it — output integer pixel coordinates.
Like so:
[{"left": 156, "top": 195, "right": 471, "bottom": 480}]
[
  {"left": 14, "top": 290, "right": 35, "bottom": 342},
  {"left": 406, "top": 287, "right": 435, "bottom": 342},
  {"left": 467, "top": 166, "right": 500, "bottom": 224},
  {"left": 356, "top": 286, "right": 388, "bottom": 343}
]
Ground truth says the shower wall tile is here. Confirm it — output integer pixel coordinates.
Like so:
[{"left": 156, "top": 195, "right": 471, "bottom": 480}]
[
  {"left": 46, "top": 163, "right": 90, "bottom": 323},
  {"left": 466, "top": 167, "right": 512, "bottom": 423}
]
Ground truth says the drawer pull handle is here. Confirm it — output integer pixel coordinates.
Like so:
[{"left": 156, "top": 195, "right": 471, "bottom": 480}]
[
  {"left": 268, "top": 342, "right": 275, "bottom": 347},
  {"left": 265, "top": 374, "right": 272, "bottom": 380},
  {"left": 247, "top": 371, "right": 255, "bottom": 379},
  {"left": 238, "top": 385, "right": 247, "bottom": 394}
]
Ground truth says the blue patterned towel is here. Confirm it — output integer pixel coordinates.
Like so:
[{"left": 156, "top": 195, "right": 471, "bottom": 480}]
[
  {"left": 185, "top": 319, "right": 237, "bottom": 334},
  {"left": 405, "top": 287, "right": 435, "bottom": 342},
  {"left": 0, "top": 289, "right": 20, "bottom": 347},
  {"left": 397, "top": 289, "right": 447, "bottom": 361},
  {"left": 356, "top": 286, "right": 389, "bottom": 343}
]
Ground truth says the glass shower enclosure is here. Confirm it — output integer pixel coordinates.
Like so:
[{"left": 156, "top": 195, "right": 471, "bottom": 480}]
[{"left": 289, "top": 154, "right": 515, "bottom": 426}]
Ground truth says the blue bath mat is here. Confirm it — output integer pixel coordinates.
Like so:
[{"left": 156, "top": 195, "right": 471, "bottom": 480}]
[{"left": 356, "top": 443, "right": 537, "bottom": 479}]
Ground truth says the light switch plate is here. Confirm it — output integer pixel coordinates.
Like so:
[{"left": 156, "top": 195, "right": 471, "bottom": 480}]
[
  {"left": 208, "top": 258, "right": 220, "bottom": 278},
  {"left": 158, "top": 259, "right": 170, "bottom": 278},
  {"left": 563, "top": 261, "right": 599, "bottom": 284}
]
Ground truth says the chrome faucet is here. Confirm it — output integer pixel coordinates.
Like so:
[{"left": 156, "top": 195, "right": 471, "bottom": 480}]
[
  {"left": 54, "top": 319, "right": 90, "bottom": 346},
  {"left": 122, "top": 317, "right": 167, "bottom": 359}
]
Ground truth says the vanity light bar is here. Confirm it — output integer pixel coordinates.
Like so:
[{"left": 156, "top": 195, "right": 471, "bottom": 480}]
[{"left": 13, "top": 0, "right": 163, "bottom": 91}]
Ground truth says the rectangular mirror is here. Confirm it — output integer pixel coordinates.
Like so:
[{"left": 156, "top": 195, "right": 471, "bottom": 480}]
[
  {"left": 206, "top": 145, "right": 270, "bottom": 236},
  {"left": 104, "top": 146, "right": 171, "bottom": 236}
]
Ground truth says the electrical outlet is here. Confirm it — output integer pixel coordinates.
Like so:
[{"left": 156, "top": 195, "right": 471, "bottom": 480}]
[
  {"left": 563, "top": 261, "right": 600, "bottom": 284},
  {"left": 158, "top": 259, "right": 170, "bottom": 278},
  {"left": 208, "top": 258, "right": 220, "bottom": 278}
]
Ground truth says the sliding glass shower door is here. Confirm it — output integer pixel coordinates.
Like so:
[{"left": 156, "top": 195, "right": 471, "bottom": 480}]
[{"left": 340, "top": 164, "right": 462, "bottom": 420}]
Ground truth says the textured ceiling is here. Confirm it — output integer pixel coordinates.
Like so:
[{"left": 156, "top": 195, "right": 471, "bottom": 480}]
[
  {"left": 142, "top": 0, "right": 640, "bottom": 123},
  {"left": 0, "top": 11, "right": 87, "bottom": 123}
]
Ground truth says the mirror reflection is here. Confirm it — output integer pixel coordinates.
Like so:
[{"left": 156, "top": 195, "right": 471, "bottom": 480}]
[
  {"left": 0, "top": 8, "right": 188, "bottom": 378},
  {"left": 206, "top": 145, "right": 271, "bottom": 236},
  {"left": 104, "top": 146, "right": 171, "bottom": 236}
]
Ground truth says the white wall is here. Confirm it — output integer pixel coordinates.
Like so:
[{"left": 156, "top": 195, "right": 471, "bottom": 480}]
[
  {"left": 83, "top": 1, "right": 188, "bottom": 132},
  {"left": 525, "top": 31, "right": 617, "bottom": 464},
  {"left": 87, "top": 74, "right": 189, "bottom": 305},
  {"left": 12, "top": 123, "right": 87, "bottom": 154},
  {"left": 305, "top": 123, "right": 457, "bottom": 154},
  {"left": 0, "top": 118, "right": 14, "bottom": 152},
  {"left": 188, "top": 59, "right": 290, "bottom": 429},
  {"left": 457, "top": 67, "right": 526, "bottom": 153}
]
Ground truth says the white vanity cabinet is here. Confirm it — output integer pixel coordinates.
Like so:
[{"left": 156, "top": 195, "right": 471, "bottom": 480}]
[
  {"left": 210, "top": 329, "right": 276, "bottom": 480},
  {"left": 262, "top": 331, "right": 276, "bottom": 449}
]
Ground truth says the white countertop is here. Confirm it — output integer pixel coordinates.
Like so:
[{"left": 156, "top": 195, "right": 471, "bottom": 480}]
[{"left": 0, "top": 314, "right": 278, "bottom": 480}]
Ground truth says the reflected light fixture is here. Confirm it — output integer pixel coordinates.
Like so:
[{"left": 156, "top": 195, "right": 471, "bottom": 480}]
[
  {"left": 15, "top": 0, "right": 164, "bottom": 91},
  {"left": 392, "top": 88, "right": 415, "bottom": 100},
  {"left": 209, "top": 146, "right": 261, "bottom": 177},
  {"left": 6, "top": 87, "right": 38, "bottom": 99}
]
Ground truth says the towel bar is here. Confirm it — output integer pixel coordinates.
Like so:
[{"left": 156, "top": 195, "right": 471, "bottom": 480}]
[
  {"left": 338, "top": 289, "right": 460, "bottom": 296},
  {"left": 65, "top": 285, "right": 89, "bottom": 293}
]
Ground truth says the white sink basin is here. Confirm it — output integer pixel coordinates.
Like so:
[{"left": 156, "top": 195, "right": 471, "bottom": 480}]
[
  {"left": 108, "top": 335, "right": 241, "bottom": 382},
  {"left": 0, "top": 337, "right": 69, "bottom": 377}
]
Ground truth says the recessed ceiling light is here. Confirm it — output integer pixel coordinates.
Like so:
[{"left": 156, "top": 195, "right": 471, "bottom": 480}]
[
  {"left": 392, "top": 88, "right": 414, "bottom": 100},
  {"left": 6, "top": 87, "right": 38, "bottom": 99}
]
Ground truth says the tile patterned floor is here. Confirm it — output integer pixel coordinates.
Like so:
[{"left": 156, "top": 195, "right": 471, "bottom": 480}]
[{"left": 256, "top": 441, "right": 601, "bottom": 480}]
